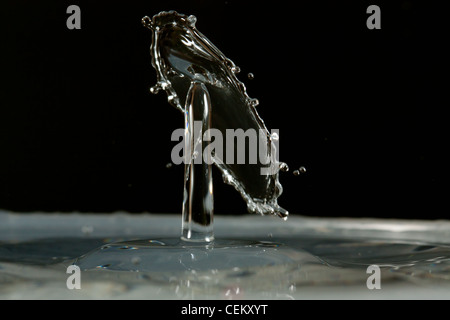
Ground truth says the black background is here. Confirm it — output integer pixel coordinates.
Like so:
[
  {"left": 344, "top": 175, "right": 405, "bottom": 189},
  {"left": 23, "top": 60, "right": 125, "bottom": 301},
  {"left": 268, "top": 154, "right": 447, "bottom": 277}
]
[{"left": 0, "top": 0, "right": 447, "bottom": 219}]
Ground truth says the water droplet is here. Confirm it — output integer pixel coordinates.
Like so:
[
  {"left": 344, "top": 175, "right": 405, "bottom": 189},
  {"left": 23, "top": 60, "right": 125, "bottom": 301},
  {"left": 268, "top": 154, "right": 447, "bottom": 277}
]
[
  {"left": 247, "top": 72, "right": 254, "bottom": 80},
  {"left": 187, "top": 15, "right": 197, "bottom": 27},
  {"left": 249, "top": 98, "right": 259, "bottom": 107},
  {"left": 279, "top": 162, "right": 289, "bottom": 172},
  {"left": 293, "top": 166, "right": 306, "bottom": 176},
  {"left": 166, "top": 162, "right": 173, "bottom": 169},
  {"left": 167, "top": 94, "right": 179, "bottom": 105},
  {"left": 231, "top": 66, "right": 241, "bottom": 74},
  {"left": 149, "top": 85, "right": 160, "bottom": 94}
]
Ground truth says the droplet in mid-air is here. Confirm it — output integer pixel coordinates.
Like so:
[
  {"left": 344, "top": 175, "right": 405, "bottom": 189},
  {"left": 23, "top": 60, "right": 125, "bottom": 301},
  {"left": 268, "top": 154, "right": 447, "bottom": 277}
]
[
  {"left": 149, "top": 85, "right": 160, "bottom": 94},
  {"left": 293, "top": 166, "right": 306, "bottom": 176},
  {"left": 279, "top": 162, "right": 289, "bottom": 172}
]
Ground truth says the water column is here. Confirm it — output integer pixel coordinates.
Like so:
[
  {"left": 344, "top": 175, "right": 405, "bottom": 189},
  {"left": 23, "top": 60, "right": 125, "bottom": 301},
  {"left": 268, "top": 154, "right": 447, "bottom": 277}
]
[{"left": 181, "top": 81, "right": 214, "bottom": 242}]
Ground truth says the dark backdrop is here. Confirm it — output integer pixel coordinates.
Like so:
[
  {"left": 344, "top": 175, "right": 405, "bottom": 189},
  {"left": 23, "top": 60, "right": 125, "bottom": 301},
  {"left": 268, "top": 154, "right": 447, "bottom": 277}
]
[{"left": 0, "top": 0, "right": 447, "bottom": 219}]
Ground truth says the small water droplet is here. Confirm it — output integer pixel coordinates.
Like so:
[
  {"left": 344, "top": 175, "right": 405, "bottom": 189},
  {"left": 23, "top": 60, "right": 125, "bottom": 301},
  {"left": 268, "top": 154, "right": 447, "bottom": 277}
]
[
  {"left": 247, "top": 72, "right": 254, "bottom": 80},
  {"left": 279, "top": 162, "right": 289, "bottom": 172},
  {"left": 293, "top": 166, "right": 306, "bottom": 176},
  {"left": 149, "top": 85, "right": 160, "bottom": 94},
  {"left": 231, "top": 66, "right": 241, "bottom": 74},
  {"left": 167, "top": 94, "right": 179, "bottom": 105},
  {"left": 250, "top": 98, "right": 259, "bottom": 107},
  {"left": 166, "top": 162, "right": 173, "bottom": 169},
  {"left": 187, "top": 15, "right": 197, "bottom": 27}
]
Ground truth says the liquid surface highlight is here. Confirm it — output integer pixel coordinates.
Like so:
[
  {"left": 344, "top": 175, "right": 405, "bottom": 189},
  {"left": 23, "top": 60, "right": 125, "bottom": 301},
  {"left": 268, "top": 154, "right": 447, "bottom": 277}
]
[{"left": 1, "top": 213, "right": 449, "bottom": 299}]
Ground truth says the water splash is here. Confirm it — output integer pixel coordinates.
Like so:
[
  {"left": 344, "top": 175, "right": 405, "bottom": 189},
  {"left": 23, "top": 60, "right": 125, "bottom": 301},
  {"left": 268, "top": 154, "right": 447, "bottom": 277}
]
[{"left": 142, "top": 11, "right": 287, "bottom": 218}]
